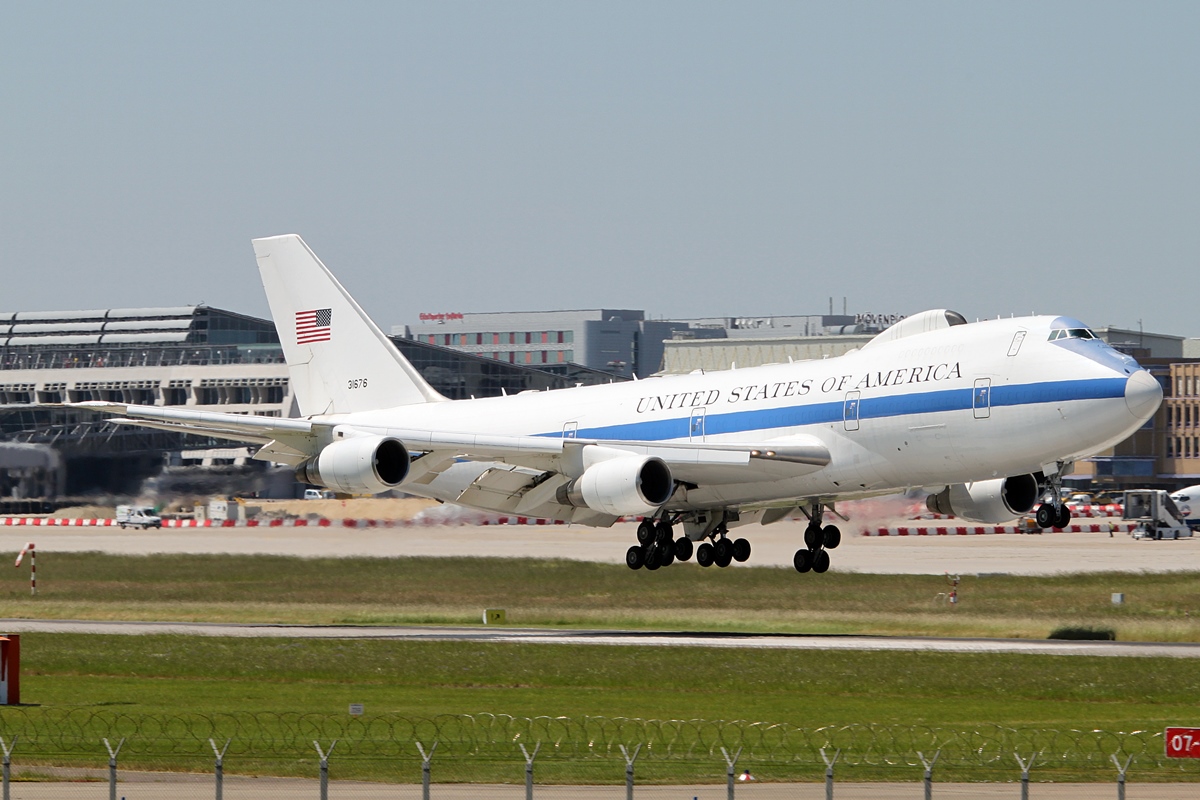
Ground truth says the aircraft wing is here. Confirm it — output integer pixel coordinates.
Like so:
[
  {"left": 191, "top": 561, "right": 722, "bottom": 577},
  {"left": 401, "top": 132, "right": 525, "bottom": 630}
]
[
  {"left": 74, "top": 402, "right": 830, "bottom": 485},
  {"left": 74, "top": 402, "right": 319, "bottom": 465}
]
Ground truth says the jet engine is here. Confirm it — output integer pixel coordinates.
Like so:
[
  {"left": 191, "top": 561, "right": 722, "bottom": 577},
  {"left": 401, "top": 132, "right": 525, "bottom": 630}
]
[
  {"left": 557, "top": 455, "right": 674, "bottom": 517},
  {"left": 296, "top": 436, "right": 410, "bottom": 495},
  {"left": 926, "top": 475, "right": 1040, "bottom": 524}
]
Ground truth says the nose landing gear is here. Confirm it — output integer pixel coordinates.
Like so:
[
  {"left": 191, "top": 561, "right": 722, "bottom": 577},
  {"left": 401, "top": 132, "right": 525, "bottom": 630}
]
[{"left": 1035, "top": 464, "right": 1074, "bottom": 530}]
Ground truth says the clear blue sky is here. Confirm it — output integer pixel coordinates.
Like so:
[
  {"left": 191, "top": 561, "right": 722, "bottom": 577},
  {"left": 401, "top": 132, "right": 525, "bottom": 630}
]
[{"left": 2, "top": 2, "right": 1197, "bottom": 336}]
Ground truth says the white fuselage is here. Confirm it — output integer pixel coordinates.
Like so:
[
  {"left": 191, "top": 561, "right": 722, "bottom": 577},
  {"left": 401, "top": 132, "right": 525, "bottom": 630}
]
[
  {"left": 1170, "top": 486, "right": 1200, "bottom": 525},
  {"left": 325, "top": 314, "right": 1160, "bottom": 513}
]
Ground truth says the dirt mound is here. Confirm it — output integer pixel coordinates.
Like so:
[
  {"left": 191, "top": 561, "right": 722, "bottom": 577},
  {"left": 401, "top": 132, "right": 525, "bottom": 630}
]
[{"left": 51, "top": 505, "right": 116, "bottom": 519}]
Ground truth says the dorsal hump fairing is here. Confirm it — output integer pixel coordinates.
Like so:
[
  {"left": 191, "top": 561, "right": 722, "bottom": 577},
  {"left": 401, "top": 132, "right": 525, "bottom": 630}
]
[
  {"left": 253, "top": 234, "right": 446, "bottom": 417},
  {"left": 862, "top": 309, "right": 968, "bottom": 350}
]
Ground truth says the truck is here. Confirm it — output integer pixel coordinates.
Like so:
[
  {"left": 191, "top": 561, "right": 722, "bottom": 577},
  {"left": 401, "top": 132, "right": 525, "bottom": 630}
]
[
  {"left": 1122, "top": 490, "right": 1193, "bottom": 540},
  {"left": 115, "top": 505, "right": 163, "bottom": 529}
]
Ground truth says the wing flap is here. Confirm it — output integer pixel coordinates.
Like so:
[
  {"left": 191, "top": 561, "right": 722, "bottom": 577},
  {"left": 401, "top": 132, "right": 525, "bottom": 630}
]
[{"left": 106, "top": 418, "right": 276, "bottom": 446}]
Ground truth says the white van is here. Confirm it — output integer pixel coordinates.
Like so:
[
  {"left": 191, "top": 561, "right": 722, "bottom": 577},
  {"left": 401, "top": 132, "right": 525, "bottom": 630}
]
[{"left": 115, "top": 505, "right": 162, "bottom": 529}]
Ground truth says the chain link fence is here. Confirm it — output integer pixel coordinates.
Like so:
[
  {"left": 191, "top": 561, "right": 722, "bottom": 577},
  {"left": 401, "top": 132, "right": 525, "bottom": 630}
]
[{"left": 0, "top": 711, "right": 1196, "bottom": 794}]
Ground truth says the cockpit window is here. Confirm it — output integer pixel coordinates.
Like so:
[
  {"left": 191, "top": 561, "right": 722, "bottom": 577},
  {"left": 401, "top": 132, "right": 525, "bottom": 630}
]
[{"left": 1048, "top": 328, "right": 1098, "bottom": 342}]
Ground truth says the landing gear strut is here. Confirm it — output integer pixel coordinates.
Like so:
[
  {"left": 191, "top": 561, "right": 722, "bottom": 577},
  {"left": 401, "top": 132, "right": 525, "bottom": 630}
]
[
  {"left": 794, "top": 503, "right": 840, "bottom": 575},
  {"left": 1035, "top": 464, "right": 1073, "bottom": 530}
]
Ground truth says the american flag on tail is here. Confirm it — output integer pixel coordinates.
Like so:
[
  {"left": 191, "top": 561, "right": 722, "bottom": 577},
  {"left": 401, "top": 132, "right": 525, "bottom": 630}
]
[{"left": 296, "top": 308, "right": 332, "bottom": 344}]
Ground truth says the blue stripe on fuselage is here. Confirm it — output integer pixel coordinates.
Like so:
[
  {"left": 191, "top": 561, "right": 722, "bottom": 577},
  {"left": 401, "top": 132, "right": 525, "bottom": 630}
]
[{"left": 536, "top": 377, "right": 1127, "bottom": 442}]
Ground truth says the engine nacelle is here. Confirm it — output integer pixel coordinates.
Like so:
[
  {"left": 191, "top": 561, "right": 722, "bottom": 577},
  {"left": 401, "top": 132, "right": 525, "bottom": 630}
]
[
  {"left": 557, "top": 455, "right": 674, "bottom": 517},
  {"left": 296, "top": 436, "right": 410, "bottom": 495},
  {"left": 926, "top": 474, "right": 1040, "bottom": 524}
]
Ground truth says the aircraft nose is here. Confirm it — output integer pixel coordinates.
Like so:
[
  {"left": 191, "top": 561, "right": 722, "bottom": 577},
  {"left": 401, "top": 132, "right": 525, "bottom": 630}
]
[{"left": 1125, "top": 369, "right": 1163, "bottom": 420}]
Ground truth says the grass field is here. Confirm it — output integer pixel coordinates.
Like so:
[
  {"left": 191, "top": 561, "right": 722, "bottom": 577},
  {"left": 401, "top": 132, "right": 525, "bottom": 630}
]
[
  {"left": 3, "top": 552, "right": 1200, "bottom": 641},
  {"left": 17, "top": 633, "right": 1200, "bottom": 728},
  {"left": 3, "top": 554, "right": 1200, "bottom": 782},
  {"left": 7, "top": 633, "right": 1200, "bottom": 783}
]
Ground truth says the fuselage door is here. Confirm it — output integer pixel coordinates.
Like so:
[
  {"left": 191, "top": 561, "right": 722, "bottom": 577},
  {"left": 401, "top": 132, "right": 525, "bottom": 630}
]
[
  {"left": 689, "top": 407, "right": 706, "bottom": 442},
  {"left": 1007, "top": 330, "right": 1027, "bottom": 357},
  {"left": 844, "top": 391, "right": 861, "bottom": 431},
  {"left": 973, "top": 378, "right": 991, "bottom": 419},
  {"left": 562, "top": 421, "right": 578, "bottom": 438}
]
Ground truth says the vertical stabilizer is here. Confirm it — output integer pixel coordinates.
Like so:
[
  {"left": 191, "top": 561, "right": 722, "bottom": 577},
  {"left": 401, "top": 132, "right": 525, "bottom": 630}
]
[{"left": 253, "top": 234, "right": 445, "bottom": 416}]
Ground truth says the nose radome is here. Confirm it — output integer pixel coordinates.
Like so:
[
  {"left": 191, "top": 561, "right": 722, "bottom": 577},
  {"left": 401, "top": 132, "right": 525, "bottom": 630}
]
[{"left": 1125, "top": 370, "right": 1163, "bottom": 420}]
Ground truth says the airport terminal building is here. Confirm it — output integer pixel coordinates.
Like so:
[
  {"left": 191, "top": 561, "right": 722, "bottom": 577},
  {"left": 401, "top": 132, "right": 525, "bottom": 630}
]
[{"left": 395, "top": 309, "right": 690, "bottom": 379}]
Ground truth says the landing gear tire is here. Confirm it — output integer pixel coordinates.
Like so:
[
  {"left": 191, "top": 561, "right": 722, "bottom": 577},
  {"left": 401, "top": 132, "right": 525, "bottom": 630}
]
[
  {"left": 804, "top": 525, "right": 822, "bottom": 550},
  {"left": 636, "top": 520, "right": 655, "bottom": 545},
  {"left": 1035, "top": 503, "right": 1056, "bottom": 529},
  {"left": 658, "top": 544, "right": 675, "bottom": 567},
  {"left": 822, "top": 525, "right": 842, "bottom": 549},
  {"left": 714, "top": 538, "right": 733, "bottom": 567},
  {"left": 732, "top": 538, "right": 751, "bottom": 563},
  {"left": 793, "top": 548, "right": 813, "bottom": 573},
  {"left": 813, "top": 549, "right": 831, "bottom": 573},
  {"left": 674, "top": 537, "right": 694, "bottom": 562},
  {"left": 625, "top": 545, "right": 645, "bottom": 570},
  {"left": 654, "top": 520, "right": 673, "bottom": 545},
  {"left": 644, "top": 548, "right": 661, "bottom": 570},
  {"left": 696, "top": 542, "right": 715, "bottom": 567},
  {"left": 1055, "top": 505, "right": 1071, "bottom": 528}
]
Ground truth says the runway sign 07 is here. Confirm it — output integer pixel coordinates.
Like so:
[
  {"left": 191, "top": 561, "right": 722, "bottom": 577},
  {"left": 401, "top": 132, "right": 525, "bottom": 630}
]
[{"left": 1165, "top": 727, "right": 1200, "bottom": 758}]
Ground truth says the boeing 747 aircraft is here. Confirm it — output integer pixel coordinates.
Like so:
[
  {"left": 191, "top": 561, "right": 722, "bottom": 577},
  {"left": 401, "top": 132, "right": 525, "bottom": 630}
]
[{"left": 79, "top": 235, "right": 1163, "bottom": 574}]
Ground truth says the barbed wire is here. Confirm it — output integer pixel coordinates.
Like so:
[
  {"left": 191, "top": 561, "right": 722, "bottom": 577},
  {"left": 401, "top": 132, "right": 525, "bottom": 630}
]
[{"left": 0, "top": 710, "right": 1170, "bottom": 767}]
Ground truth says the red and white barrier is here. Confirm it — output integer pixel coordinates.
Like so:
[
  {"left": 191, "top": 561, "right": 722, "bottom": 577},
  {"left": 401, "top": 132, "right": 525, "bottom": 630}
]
[
  {"left": 864, "top": 522, "right": 1137, "bottom": 536},
  {"left": 0, "top": 517, "right": 117, "bottom": 527},
  {"left": 919, "top": 504, "right": 1124, "bottom": 522},
  {"left": 1066, "top": 504, "right": 1124, "bottom": 518},
  {"left": 0, "top": 515, "right": 574, "bottom": 529},
  {"left": 865, "top": 525, "right": 1026, "bottom": 536}
]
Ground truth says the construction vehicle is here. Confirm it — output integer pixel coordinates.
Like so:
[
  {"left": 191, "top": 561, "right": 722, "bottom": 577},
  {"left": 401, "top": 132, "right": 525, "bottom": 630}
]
[{"left": 1123, "top": 490, "right": 1193, "bottom": 540}]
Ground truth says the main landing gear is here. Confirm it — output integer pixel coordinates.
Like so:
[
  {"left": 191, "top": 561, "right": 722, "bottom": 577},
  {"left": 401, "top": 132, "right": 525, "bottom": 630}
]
[
  {"left": 694, "top": 523, "right": 750, "bottom": 569},
  {"left": 1033, "top": 465, "right": 1072, "bottom": 530},
  {"left": 626, "top": 517, "right": 688, "bottom": 571},
  {"left": 793, "top": 503, "right": 840, "bottom": 575},
  {"left": 625, "top": 514, "right": 750, "bottom": 571}
]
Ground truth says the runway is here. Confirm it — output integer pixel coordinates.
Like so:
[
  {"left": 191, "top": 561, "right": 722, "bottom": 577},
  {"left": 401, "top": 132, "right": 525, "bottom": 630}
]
[
  {"left": 2, "top": 617, "right": 1196, "bottom": 658},
  {"left": 1, "top": 518, "right": 1196, "bottom": 575}
]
